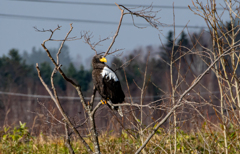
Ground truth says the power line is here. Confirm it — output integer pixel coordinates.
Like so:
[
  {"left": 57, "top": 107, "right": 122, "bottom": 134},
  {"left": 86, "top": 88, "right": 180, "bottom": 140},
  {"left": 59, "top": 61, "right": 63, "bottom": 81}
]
[
  {"left": 0, "top": 13, "right": 132, "bottom": 25},
  {"left": 0, "top": 90, "right": 161, "bottom": 100},
  {"left": 0, "top": 13, "right": 208, "bottom": 29},
  {"left": 0, "top": 91, "right": 93, "bottom": 100},
  {"left": 0, "top": 90, "right": 221, "bottom": 100},
  {"left": 11, "top": 0, "right": 225, "bottom": 10}
]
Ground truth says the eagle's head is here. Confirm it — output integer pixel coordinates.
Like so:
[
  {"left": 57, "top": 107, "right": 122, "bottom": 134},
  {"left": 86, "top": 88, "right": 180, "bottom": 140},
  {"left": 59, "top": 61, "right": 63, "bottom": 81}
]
[
  {"left": 92, "top": 55, "right": 107, "bottom": 68},
  {"left": 92, "top": 55, "right": 107, "bottom": 63}
]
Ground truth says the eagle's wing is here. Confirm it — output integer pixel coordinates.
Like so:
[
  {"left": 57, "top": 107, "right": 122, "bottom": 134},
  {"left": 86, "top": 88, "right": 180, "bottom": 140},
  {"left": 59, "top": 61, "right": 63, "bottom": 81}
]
[
  {"left": 92, "top": 69, "right": 107, "bottom": 98},
  {"left": 101, "top": 66, "right": 119, "bottom": 82},
  {"left": 101, "top": 66, "right": 125, "bottom": 103}
]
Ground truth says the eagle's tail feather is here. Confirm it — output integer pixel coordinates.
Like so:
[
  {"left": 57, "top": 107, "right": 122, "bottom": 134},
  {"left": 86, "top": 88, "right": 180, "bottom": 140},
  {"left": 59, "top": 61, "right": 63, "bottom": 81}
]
[
  {"left": 117, "top": 106, "right": 123, "bottom": 117},
  {"left": 107, "top": 100, "right": 123, "bottom": 117}
]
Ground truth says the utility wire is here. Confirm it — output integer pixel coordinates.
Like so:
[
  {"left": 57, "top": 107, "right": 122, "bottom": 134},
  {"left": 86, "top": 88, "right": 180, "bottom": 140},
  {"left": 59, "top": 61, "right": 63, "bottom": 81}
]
[
  {"left": 0, "top": 91, "right": 92, "bottom": 100},
  {"left": 0, "top": 90, "right": 221, "bottom": 100},
  {"left": 0, "top": 90, "right": 161, "bottom": 100},
  {"left": 11, "top": 0, "right": 225, "bottom": 10},
  {"left": 0, "top": 13, "right": 208, "bottom": 29}
]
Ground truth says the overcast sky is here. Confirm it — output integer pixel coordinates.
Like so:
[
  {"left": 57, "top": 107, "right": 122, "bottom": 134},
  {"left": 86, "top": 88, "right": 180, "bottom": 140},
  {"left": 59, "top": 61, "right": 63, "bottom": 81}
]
[{"left": 0, "top": 0, "right": 230, "bottom": 67}]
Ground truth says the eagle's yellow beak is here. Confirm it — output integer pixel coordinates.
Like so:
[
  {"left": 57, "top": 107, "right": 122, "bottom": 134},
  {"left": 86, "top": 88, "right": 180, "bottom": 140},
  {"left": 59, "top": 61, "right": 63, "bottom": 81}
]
[{"left": 100, "top": 57, "right": 107, "bottom": 63}]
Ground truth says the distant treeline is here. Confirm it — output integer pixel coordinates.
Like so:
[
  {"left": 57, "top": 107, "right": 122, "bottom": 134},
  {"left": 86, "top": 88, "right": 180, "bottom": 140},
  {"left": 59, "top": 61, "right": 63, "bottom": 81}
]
[
  {"left": 0, "top": 30, "right": 213, "bottom": 98},
  {"left": 0, "top": 48, "right": 92, "bottom": 94},
  {"left": 2, "top": 27, "right": 239, "bottom": 113}
]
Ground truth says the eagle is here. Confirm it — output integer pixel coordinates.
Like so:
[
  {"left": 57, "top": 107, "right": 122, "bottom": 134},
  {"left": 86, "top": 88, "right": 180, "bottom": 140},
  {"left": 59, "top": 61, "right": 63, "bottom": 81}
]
[{"left": 92, "top": 55, "right": 125, "bottom": 117}]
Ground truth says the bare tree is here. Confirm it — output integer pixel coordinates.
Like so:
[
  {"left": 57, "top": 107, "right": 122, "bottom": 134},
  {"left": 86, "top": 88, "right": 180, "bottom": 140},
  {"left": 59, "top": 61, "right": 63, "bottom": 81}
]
[
  {"left": 33, "top": 1, "right": 240, "bottom": 153},
  {"left": 35, "top": 3, "right": 164, "bottom": 154}
]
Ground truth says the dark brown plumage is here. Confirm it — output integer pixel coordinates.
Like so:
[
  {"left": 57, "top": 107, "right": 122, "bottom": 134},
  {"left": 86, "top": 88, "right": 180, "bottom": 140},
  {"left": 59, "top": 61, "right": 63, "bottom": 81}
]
[{"left": 92, "top": 55, "right": 125, "bottom": 116}]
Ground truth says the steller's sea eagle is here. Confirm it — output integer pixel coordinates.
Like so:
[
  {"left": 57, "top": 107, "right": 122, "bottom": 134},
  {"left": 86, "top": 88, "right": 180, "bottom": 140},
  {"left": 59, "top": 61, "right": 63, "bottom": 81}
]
[{"left": 92, "top": 55, "right": 124, "bottom": 117}]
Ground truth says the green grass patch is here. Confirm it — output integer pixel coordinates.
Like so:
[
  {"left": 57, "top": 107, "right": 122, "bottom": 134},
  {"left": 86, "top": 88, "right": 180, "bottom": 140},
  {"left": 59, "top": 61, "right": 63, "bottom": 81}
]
[{"left": 1, "top": 122, "right": 240, "bottom": 153}]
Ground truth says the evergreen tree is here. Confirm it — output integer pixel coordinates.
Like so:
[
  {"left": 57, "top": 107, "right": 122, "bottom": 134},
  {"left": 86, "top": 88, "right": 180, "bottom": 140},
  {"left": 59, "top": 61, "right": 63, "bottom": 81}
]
[
  {"left": 0, "top": 49, "right": 33, "bottom": 89},
  {"left": 178, "top": 31, "right": 189, "bottom": 47},
  {"left": 23, "top": 45, "right": 72, "bottom": 68},
  {"left": 77, "top": 65, "right": 92, "bottom": 92},
  {"left": 166, "top": 31, "right": 174, "bottom": 48}
]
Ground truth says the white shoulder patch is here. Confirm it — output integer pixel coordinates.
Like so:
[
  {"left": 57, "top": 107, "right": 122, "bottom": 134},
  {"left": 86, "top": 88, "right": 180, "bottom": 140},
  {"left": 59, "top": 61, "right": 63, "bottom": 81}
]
[{"left": 101, "top": 66, "right": 119, "bottom": 81}]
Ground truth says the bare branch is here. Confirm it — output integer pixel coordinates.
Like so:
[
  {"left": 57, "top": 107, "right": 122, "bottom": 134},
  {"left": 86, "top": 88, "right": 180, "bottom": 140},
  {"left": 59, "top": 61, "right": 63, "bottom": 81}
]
[
  {"left": 103, "top": 3, "right": 124, "bottom": 57},
  {"left": 37, "top": 101, "right": 64, "bottom": 125},
  {"left": 82, "top": 31, "right": 109, "bottom": 55},
  {"left": 120, "top": 4, "right": 162, "bottom": 28},
  {"left": 36, "top": 63, "right": 93, "bottom": 153},
  {"left": 135, "top": 44, "right": 240, "bottom": 154},
  {"left": 64, "top": 122, "right": 75, "bottom": 154},
  {"left": 114, "top": 54, "right": 140, "bottom": 71},
  {"left": 57, "top": 23, "right": 73, "bottom": 64}
]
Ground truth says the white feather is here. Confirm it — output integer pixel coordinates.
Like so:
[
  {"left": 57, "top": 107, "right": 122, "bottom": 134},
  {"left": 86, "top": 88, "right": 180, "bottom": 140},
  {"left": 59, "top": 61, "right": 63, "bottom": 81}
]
[{"left": 101, "top": 66, "right": 119, "bottom": 81}]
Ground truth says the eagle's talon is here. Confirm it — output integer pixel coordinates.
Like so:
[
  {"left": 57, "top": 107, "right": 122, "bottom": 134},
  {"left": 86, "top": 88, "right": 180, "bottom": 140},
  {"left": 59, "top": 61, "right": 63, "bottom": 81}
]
[{"left": 101, "top": 100, "right": 107, "bottom": 104}]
